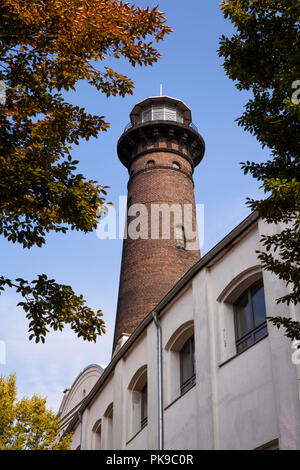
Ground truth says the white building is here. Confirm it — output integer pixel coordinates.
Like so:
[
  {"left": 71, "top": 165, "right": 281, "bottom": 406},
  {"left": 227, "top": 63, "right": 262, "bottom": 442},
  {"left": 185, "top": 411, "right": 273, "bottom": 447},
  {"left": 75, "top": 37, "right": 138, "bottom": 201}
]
[{"left": 57, "top": 213, "right": 300, "bottom": 450}]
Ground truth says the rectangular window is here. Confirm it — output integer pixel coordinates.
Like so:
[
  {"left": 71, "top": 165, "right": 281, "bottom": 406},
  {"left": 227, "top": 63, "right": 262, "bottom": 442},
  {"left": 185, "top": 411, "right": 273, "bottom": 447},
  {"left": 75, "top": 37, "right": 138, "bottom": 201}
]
[
  {"left": 165, "top": 106, "right": 177, "bottom": 121},
  {"left": 180, "top": 336, "right": 196, "bottom": 394},
  {"left": 141, "top": 108, "right": 151, "bottom": 122},
  {"left": 141, "top": 383, "right": 148, "bottom": 428},
  {"left": 234, "top": 280, "right": 267, "bottom": 354}
]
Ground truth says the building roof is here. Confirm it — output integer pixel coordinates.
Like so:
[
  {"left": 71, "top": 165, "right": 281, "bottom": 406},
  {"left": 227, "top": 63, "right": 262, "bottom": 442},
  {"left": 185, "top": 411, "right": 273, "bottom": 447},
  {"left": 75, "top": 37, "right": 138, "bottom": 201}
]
[{"left": 129, "top": 95, "right": 192, "bottom": 124}]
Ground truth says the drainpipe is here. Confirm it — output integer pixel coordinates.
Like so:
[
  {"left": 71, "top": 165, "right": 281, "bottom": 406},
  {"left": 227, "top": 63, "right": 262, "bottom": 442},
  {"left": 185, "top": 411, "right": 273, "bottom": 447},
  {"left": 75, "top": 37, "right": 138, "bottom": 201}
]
[{"left": 152, "top": 311, "right": 164, "bottom": 450}]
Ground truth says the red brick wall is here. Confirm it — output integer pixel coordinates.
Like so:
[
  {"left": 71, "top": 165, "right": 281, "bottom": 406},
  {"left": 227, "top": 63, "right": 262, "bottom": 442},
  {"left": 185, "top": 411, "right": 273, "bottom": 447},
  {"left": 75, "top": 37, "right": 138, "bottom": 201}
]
[{"left": 113, "top": 149, "right": 200, "bottom": 351}]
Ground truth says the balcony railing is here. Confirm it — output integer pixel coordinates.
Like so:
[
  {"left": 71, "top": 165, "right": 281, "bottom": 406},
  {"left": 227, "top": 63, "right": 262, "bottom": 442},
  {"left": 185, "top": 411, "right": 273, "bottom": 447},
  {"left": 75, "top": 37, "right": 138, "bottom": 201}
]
[
  {"left": 123, "top": 120, "right": 198, "bottom": 133},
  {"left": 189, "top": 122, "right": 198, "bottom": 132},
  {"left": 124, "top": 122, "right": 133, "bottom": 132}
]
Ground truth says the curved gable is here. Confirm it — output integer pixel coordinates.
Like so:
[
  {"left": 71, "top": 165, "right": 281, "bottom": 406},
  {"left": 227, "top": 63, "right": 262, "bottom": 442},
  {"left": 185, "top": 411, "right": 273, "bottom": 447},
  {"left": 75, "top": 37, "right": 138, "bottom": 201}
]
[{"left": 58, "top": 364, "right": 104, "bottom": 419}]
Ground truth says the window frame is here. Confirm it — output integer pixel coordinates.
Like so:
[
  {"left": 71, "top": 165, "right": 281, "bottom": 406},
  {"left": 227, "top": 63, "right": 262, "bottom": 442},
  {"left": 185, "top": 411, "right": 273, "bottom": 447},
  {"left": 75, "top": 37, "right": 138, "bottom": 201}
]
[
  {"left": 103, "top": 402, "right": 113, "bottom": 450},
  {"left": 234, "top": 279, "right": 267, "bottom": 354},
  {"left": 127, "top": 365, "right": 148, "bottom": 439},
  {"left": 92, "top": 419, "right": 102, "bottom": 450},
  {"left": 139, "top": 105, "right": 183, "bottom": 124}
]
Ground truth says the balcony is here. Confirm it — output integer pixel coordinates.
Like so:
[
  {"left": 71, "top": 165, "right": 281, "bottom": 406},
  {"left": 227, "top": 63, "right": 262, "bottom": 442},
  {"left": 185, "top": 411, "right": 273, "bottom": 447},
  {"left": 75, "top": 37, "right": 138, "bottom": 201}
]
[{"left": 123, "top": 120, "right": 198, "bottom": 133}]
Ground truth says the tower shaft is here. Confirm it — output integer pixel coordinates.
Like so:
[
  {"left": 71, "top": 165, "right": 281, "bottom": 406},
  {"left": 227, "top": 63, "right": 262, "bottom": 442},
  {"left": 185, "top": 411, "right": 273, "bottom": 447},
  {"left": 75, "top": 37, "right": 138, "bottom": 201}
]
[{"left": 113, "top": 97, "right": 205, "bottom": 354}]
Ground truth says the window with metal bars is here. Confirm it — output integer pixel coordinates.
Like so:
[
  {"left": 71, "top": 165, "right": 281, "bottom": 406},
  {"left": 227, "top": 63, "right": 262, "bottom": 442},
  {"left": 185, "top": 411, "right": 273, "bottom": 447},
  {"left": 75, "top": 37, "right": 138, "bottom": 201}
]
[{"left": 140, "top": 382, "right": 148, "bottom": 429}]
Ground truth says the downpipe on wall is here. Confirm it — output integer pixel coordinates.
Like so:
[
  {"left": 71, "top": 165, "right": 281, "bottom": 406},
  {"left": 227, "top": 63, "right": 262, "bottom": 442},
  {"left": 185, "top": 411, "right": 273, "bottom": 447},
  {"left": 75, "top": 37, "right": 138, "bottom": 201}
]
[{"left": 152, "top": 311, "right": 164, "bottom": 451}]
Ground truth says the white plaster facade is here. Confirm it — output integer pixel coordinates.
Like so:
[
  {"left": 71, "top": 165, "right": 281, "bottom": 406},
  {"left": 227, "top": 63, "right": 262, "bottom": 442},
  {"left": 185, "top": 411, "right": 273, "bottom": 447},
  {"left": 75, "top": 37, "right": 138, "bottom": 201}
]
[{"left": 57, "top": 214, "right": 300, "bottom": 450}]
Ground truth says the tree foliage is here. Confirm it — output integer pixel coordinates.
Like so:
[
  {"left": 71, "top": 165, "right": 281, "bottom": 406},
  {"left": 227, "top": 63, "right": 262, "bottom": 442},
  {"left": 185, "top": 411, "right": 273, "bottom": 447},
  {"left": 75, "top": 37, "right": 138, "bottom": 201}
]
[
  {"left": 219, "top": 0, "right": 300, "bottom": 340},
  {"left": 0, "top": 0, "right": 171, "bottom": 342},
  {"left": 0, "top": 374, "right": 72, "bottom": 450}
]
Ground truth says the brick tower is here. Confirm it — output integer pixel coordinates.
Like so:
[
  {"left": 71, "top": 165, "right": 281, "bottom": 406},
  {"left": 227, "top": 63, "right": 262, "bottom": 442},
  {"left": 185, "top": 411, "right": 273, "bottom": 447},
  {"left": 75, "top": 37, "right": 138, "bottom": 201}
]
[{"left": 113, "top": 96, "right": 205, "bottom": 353}]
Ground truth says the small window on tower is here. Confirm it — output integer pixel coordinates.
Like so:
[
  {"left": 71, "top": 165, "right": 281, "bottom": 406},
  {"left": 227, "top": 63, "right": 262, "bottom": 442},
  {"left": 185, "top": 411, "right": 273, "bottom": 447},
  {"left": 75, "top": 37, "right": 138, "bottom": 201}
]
[
  {"left": 172, "top": 161, "right": 181, "bottom": 169},
  {"left": 146, "top": 160, "right": 155, "bottom": 167},
  {"left": 175, "top": 225, "right": 186, "bottom": 249}
]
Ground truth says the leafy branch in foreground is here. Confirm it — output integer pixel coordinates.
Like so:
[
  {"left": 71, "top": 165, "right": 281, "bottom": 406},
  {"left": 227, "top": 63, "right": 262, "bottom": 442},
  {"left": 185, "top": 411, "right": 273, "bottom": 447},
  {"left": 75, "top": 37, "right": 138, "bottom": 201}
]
[
  {"left": 0, "top": 275, "right": 105, "bottom": 343},
  {"left": 219, "top": 0, "right": 300, "bottom": 341},
  {"left": 0, "top": 374, "right": 72, "bottom": 450},
  {"left": 244, "top": 176, "right": 300, "bottom": 306},
  {"left": 0, "top": 0, "right": 172, "bottom": 341},
  {"left": 267, "top": 316, "right": 300, "bottom": 343}
]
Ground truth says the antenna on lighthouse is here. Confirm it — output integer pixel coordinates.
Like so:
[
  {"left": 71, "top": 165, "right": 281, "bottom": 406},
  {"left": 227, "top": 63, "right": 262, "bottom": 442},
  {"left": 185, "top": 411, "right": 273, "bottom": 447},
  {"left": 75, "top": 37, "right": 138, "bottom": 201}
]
[{"left": 160, "top": 84, "right": 163, "bottom": 97}]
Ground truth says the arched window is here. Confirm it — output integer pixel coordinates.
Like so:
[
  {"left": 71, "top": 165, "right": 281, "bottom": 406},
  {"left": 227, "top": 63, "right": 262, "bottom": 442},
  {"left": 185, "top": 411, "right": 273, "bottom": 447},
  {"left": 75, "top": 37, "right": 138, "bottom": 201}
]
[
  {"left": 92, "top": 419, "right": 102, "bottom": 450},
  {"left": 180, "top": 335, "right": 195, "bottom": 394},
  {"left": 128, "top": 365, "right": 148, "bottom": 438},
  {"left": 234, "top": 279, "right": 267, "bottom": 354},
  {"left": 146, "top": 159, "right": 155, "bottom": 167},
  {"left": 172, "top": 161, "right": 181, "bottom": 169},
  {"left": 165, "top": 321, "right": 195, "bottom": 403},
  {"left": 175, "top": 224, "right": 186, "bottom": 249},
  {"left": 104, "top": 403, "right": 113, "bottom": 450}
]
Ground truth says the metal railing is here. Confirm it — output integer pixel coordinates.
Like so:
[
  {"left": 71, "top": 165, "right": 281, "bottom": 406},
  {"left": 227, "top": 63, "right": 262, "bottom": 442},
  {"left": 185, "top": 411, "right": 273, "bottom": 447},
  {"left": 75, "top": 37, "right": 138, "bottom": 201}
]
[
  {"left": 180, "top": 374, "right": 196, "bottom": 395},
  {"left": 124, "top": 122, "right": 133, "bottom": 132},
  {"left": 189, "top": 122, "right": 198, "bottom": 132},
  {"left": 123, "top": 120, "right": 198, "bottom": 133}
]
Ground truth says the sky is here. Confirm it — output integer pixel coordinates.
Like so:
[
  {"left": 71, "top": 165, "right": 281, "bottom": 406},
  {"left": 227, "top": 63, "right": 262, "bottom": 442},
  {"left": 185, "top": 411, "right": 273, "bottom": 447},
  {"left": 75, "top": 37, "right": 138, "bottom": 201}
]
[{"left": 0, "top": 0, "right": 271, "bottom": 412}]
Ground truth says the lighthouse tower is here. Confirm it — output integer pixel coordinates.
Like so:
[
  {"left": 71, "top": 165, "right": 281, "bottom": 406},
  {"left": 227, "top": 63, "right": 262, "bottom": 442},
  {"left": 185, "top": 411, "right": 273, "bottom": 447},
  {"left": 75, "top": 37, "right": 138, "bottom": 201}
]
[{"left": 113, "top": 96, "right": 205, "bottom": 354}]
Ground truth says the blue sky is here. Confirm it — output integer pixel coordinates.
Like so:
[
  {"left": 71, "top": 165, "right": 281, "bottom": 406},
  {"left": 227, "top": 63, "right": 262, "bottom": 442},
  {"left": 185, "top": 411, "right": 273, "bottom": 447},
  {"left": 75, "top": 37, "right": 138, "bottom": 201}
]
[{"left": 0, "top": 0, "right": 270, "bottom": 411}]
